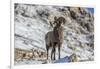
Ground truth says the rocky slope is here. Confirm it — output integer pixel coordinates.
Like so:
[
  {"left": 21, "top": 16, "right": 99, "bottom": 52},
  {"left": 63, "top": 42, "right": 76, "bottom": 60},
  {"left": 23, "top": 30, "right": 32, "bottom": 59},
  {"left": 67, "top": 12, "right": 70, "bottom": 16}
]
[{"left": 14, "top": 3, "right": 94, "bottom": 65}]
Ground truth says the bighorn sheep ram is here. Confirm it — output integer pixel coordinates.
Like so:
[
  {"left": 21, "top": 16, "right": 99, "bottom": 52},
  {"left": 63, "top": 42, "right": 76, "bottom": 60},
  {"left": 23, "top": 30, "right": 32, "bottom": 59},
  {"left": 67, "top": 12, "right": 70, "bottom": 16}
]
[{"left": 45, "top": 16, "right": 66, "bottom": 60}]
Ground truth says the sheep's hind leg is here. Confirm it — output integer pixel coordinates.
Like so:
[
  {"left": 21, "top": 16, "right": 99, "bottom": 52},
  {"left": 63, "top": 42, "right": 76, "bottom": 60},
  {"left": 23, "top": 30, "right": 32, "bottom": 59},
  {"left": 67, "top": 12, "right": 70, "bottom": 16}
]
[
  {"left": 46, "top": 45, "right": 49, "bottom": 60},
  {"left": 51, "top": 48, "right": 54, "bottom": 60}
]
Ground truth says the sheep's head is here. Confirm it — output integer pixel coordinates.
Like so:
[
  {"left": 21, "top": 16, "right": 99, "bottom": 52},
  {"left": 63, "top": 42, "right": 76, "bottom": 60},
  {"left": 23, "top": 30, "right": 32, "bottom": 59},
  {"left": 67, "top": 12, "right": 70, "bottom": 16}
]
[
  {"left": 57, "top": 17, "right": 66, "bottom": 25},
  {"left": 48, "top": 15, "right": 66, "bottom": 27}
]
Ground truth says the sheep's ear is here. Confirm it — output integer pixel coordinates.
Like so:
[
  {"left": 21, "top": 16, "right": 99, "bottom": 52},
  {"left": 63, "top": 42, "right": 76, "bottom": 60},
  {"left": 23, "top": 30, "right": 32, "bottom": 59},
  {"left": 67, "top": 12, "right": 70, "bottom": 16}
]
[
  {"left": 53, "top": 16, "right": 58, "bottom": 24},
  {"left": 50, "top": 21, "right": 53, "bottom": 27}
]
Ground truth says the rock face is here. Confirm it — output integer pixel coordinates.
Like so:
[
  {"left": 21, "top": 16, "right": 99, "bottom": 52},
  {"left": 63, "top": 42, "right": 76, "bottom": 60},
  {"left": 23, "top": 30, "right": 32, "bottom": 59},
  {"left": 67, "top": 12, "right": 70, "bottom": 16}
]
[
  {"left": 15, "top": 48, "right": 47, "bottom": 61},
  {"left": 14, "top": 3, "right": 94, "bottom": 65}
]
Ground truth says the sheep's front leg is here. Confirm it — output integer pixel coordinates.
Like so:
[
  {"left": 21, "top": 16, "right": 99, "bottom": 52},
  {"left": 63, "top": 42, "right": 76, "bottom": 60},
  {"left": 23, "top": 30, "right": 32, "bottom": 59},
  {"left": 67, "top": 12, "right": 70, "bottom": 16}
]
[
  {"left": 53, "top": 46, "right": 56, "bottom": 60},
  {"left": 51, "top": 43, "right": 56, "bottom": 60},
  {"left": 53, "top": 43, "right": 57, "bottom": 60},
  {"left": 58, "top": 43, "right": 61, "bottom": 59}
]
